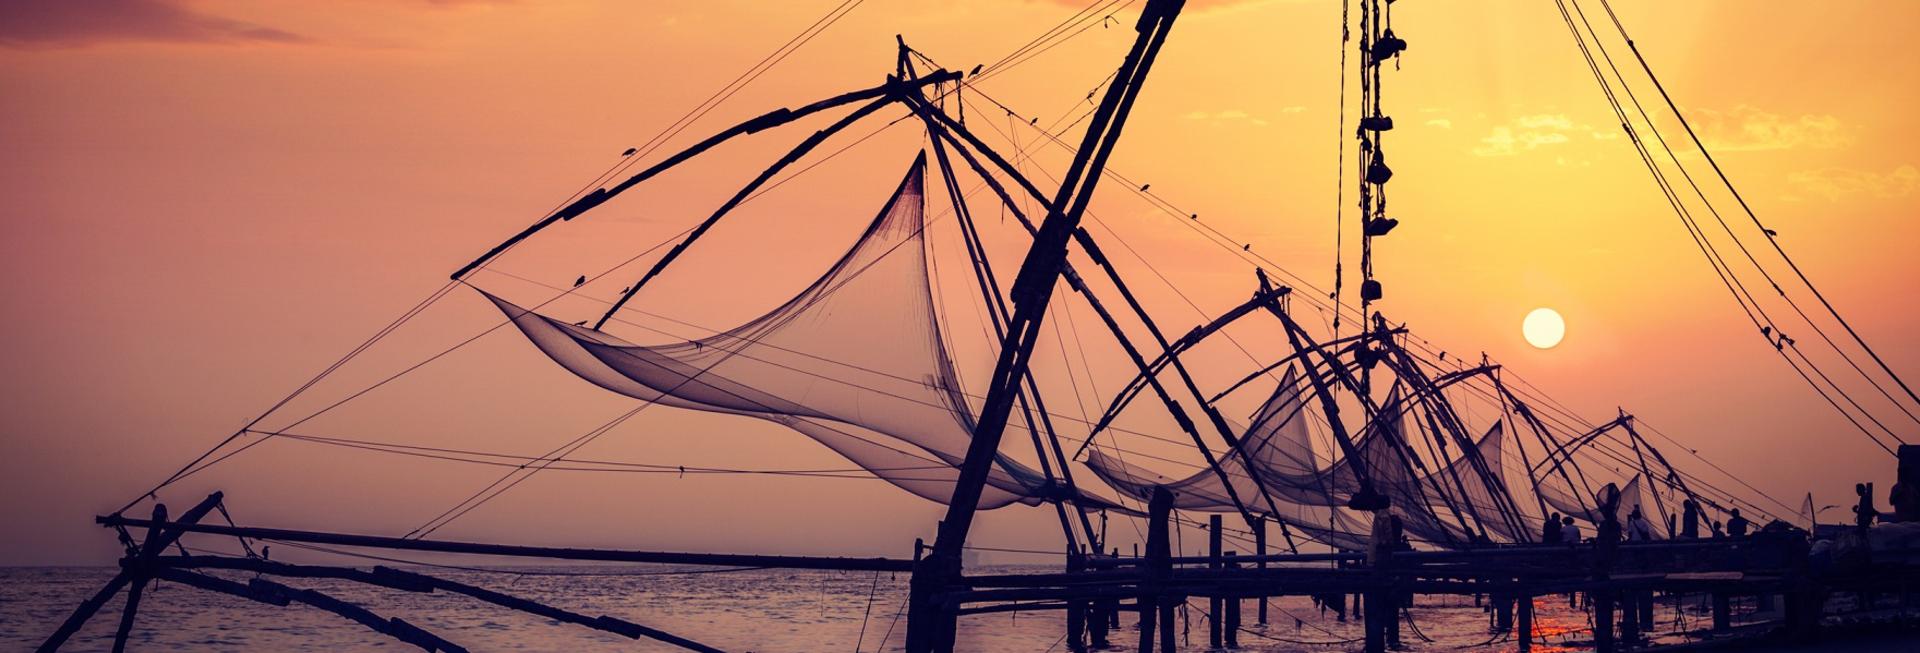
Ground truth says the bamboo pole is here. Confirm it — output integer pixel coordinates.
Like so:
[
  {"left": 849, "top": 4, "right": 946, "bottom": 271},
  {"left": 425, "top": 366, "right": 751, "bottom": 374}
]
[
  {"left": 1208, "top": 515, "right": 1223, "bottom": 650},
  {"left": 97, "top": 515, "right": 911, "bottom": 571}
]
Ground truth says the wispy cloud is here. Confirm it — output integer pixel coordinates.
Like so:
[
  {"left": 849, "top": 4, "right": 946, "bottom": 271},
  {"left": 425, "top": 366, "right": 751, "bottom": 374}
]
[
  {"left": 1786, "top": 165, "right": 1918, "bottom": 201},
  {"left": 1678, "top": 105, "right": 1848, "bottom": 152},
  {"left": 0, "top": 0, "right": 306, "bottom": 49},
  {"left": 1472, "top": 113, "right": 1589, "bottom": 156},
  {"left": 1185, "top": 109, "right": 1270, "bottom": 127}
]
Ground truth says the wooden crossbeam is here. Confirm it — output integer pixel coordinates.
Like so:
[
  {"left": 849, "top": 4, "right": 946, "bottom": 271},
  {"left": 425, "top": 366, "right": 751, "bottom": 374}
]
[{"left": 97, "top": 515, "right": 911, "bottom": 571}]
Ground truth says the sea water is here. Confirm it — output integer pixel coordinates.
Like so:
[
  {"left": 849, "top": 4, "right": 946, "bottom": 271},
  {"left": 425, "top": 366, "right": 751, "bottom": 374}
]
[{"left": 0, "top": 565, "right": 1794, "bottom": 652}]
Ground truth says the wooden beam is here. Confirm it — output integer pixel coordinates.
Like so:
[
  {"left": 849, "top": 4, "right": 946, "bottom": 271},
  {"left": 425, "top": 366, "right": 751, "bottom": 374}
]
[
  {"left": 112, "top": 503, "right": 168, "bottom": 653},
  {"left": 450, "top": 71, "right": 958, "bottom": 281},
  {"left": 36, "top": 572, "right": 131, "bottom": 653},
  {"left": 97, "top": 515, "right": 911, "bottom": 571}
]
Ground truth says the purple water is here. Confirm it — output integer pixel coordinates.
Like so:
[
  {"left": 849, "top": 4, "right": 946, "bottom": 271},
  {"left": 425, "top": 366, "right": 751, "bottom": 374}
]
[{"left": 0, "top": 565, "right": 1833, "bottom": 652}]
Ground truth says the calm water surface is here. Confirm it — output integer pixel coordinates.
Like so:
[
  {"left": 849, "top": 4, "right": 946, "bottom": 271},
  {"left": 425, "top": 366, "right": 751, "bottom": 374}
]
[{"left": 0, "top": 565, "right": 1787, "bottom": 652}]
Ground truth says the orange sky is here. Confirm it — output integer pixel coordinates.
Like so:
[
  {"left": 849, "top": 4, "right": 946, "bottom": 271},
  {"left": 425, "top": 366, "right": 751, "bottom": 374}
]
[{"left": 3, "top": 0, "right": 1917, "bottom": 565}]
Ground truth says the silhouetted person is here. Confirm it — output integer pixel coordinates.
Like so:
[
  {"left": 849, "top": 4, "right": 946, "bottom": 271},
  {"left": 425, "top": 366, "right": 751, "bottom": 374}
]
[
  {"left": 1711, "top": 520, "right": 1725, "bottom": 538},
  {"left": 1853, "top": 482, "right": 1880, "bottom": 530},
  {"left": 1543, "top": 512, "right": 1563, "bottom": 544},
  {"left": 1681, "top": 498, "right": 1701, "bottom": 538},
  {"left": 1560, "top": 515, "right": 1581, "bottom": 544},
  {"left": 1727, "top": 509, "right": 1749, "bottom": 539},
  {"left": 1598, "top": 504, "right": 1623, "bottom": 547},
  {"left": 1628, "top": 507, "right": 1655, "bottom": 542}
]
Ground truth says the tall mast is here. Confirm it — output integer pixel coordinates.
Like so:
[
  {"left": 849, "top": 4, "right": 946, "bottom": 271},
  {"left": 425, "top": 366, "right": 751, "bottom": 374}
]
[{"left": 907, "top": 2, "right": 1186, "bottom": 651}]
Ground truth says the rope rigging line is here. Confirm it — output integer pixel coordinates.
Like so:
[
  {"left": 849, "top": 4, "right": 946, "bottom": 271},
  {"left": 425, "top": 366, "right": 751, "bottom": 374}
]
[
  {"left": 583, "top": 0, "right": 869, "bottom": 205},
  {"left": 946, "top": 87, "right": 1747, "bottom": 528},
  {"left": 1550, "top": 0, "right": 1900, "bottom": 455},
  {"left": 124, "top": 0, "right": 1831, "bottom": 558},
  {"left": 1593, "top": 0, "right": 1920, "bottom": 421},
  {"left": 1559, "top": 0, "right": 1911, "bottom": 447},
  {"left": 1331, "top": 0, "right": 1351, "bottom": 335},
  {"left": 938, "top": 16, "right": 1887, "bottom": 519},
  {"left": 120, "top": 0, "right": 883, "bottom": 513}
]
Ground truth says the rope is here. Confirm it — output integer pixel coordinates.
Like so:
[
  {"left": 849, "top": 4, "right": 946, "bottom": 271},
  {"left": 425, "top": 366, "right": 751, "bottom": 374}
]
[
  {"left": 852, "top": 570, "right": 883, "bottom": 653},
  {"left": 1550, "top": 0, "right": 1899, "bottom": 455},
  {"left": 1596, "top": 0, "right": 1920, "bottom": 423}
]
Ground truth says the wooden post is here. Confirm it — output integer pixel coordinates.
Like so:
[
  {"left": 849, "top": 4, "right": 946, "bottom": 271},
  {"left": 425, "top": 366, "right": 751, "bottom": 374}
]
[
  {"left": 1619, "top": 589, "right": 1640, "bottom": 644},
  {"left": 1140, "top": 487, "right": 1173, "bottom": 653},
  {"left": 1254, "top": 519, "right": 1268, "bottom": 625},
  {"left": 1089, "top": 549, "right": 1110, "bottom": 649},
  {"left": 1594, "top": 590, "right": 1615, "bottom": 653},
  {"left": 1638, "top": 591, "right": 1655, "bottom": 631},
  {"left": 1493, "top": 587, "right": 1513, "bottom": 633},
  {"left": 910, "top": 4, "right": 1186, "bottom": 650},
  {"left": 1364, "top": 524, "right": 1387, "bottom": 653},
  {"left": 112, "top": 503, "right": 168, "bottom": 653},
  {"left": 1224, "top": 551, "right": 1240, "bottom": 649},
  {"left": 1711, "top": 592, "right": 1731, "bottom": 632},
  {"left": 1208, "top": 515, "right": 1222, "bottom": 651},
  {"left": 1160, "top": 593, "right": 1176, "bottom": 653},
  {"left": 1067, "top": 549, "right": 1086, "bottom": 652},
  {"left": 1517, "top": 594, "right": 1534, "bottom": 653}
]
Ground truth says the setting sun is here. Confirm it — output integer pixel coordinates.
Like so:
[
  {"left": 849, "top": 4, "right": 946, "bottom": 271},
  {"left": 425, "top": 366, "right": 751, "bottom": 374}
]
[{"left": 1524, "top": 307, "right": 1566, "bottom": 349}]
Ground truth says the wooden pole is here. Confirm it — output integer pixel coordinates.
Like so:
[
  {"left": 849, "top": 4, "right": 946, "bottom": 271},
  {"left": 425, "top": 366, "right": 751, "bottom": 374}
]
[
  {"left": 1494, "top": 587, "right": 1513, "bottom": 633},
  {"left": 1140, "top": 487, "right": 1174, "bottom": 653},
  {"left": 1517, "top": 594, "right": 1534, "bottom": 653},
  {"left": 1067, "top": 549, "right": 1086, "bottom": 652},
  {"left": 1619, "top": 589, "right": 1640, "bottom": 644},
  {"left": 47, "top": 493, "right": 224, "bottom": 653},
  {"left": 1711, "top": 592, "right": 1731, "bottom": 631},
  {"left": 912, "top": 4, "right": 1186, "bottom": 651},
  {"left": 36, "top": 573, "right": 131, "bottom": 653},
  {"left": 111, "top": 503, "right": 168, "bottom": 653},
  {"left": 1224, "top": 551, "right": 1240, "bottom": 649},
  {"left": 1090, "top": 549, "right": 1121, "bottom": 645},
  {"left": 1255, "top": 519, "right": 1268, "bottom": 625},
  {"left": 1594, "top": 590, "right": 1616, "bottom": 653},
  {"left": 1208, "top": 515, "right": 1223, "bottom": 650},
  {"left": 450, "top": 71, "right": 958, "bottom": 281},
  {"left": 98, "top": 515, "right": 911, "bottom": 571}
]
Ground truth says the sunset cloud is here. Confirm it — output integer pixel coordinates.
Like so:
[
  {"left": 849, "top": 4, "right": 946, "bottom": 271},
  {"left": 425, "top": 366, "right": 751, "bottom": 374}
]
[
  {"left": 1472, "top": 114, "right": 1590, "bottom": 156},
  {"left": 1185, "top": 108, "right": 1270, "bottom": 127},
  {"left": 1787, "top": 165, "right": 1919, "bottom": 201},
  {"left": 0, "top": 0, "right": 306, "bottom": 48},
  {"left": 1678, "top": 105, "right": 1848, "bottom": 152}
]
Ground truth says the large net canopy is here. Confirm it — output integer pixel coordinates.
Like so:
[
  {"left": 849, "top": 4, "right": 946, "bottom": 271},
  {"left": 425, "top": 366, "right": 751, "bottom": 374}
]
[
  {"left": 477, "top": 146, "right": 1661, "bottom": 550},
  {"left": 486, "top": 156, "right": 1115, "bottom": 510},
  {"left": 1083, "top": 367, "right": 1527, "bottom": 548}
]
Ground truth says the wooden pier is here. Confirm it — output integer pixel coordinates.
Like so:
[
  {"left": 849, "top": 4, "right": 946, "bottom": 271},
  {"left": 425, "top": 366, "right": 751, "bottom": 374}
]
[{"left": 47, "top": 490, "right": 1917, "bottom": 653}]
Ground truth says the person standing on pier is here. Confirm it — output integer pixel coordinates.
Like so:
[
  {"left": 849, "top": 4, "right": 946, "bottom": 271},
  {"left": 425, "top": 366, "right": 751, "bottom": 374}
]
[
  {"left": 1726, "top": 508, "right": 1750, "bottom": 539},
  {"left": 1627, "top": 508, "right": 1655, "bottom": 542},
  {"left": 1543, "top": 512, "right": 1563, "bottom": 544},
  {"left": 1853, "top": 483, "right": 1880, "bottom": 532},
  {"left": 1681, "top": 499, "right": 1701, "bottom": 538},
  {"left": 1560, "top": 515, "right": 1581, "bottom": 544}
]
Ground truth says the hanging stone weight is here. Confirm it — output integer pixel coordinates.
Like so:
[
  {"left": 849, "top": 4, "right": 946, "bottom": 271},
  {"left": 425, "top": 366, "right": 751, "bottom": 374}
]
[
  {"left": 1361, "top": 279, "right": 1384, "bottom": 302},
  {"left": 1364, "top": 217, "right": 1399, "bottom": 237},
  {"left": 1372, "top": 29, "right": 1408, "bottom": 60},
  {"left": 1366, "top": 158, "right": 1393, "bottom": 185}
]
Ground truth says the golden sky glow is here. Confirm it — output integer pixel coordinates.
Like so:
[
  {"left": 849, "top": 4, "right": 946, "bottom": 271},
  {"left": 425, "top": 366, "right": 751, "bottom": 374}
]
[{"left": 2, "top": 0, "right": 1917, "bottom": 564}]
